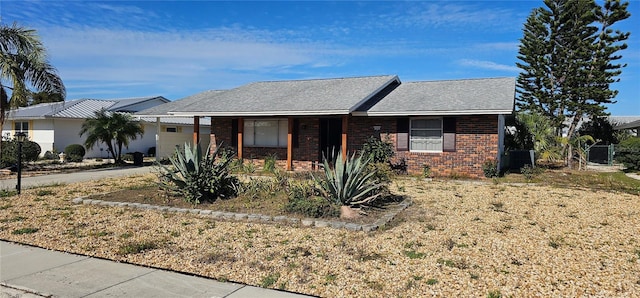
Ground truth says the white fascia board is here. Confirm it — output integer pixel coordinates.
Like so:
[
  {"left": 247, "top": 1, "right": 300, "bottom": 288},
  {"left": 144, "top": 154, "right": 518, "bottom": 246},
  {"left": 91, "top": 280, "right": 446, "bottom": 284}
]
[
  {"left": 347, "top": 75, "right": 401, "bottom": 113},
  {"left": 170, "top": 110, "right": 351, "bottom": 117},
  {"left": 351, "top": 109, "right": 514, "bottom": 116}
]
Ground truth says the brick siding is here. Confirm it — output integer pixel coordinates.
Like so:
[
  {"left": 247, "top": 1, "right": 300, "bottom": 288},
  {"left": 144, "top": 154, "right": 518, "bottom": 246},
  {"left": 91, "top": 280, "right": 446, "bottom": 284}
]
[{"left": 208, "top": 115, "right": 499, "bottom": 177}]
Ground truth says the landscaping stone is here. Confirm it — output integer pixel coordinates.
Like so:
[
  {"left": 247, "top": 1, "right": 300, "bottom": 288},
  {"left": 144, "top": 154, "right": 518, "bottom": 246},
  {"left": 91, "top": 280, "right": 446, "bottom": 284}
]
[
  {"left": 234, "top": 213, "right": 248, "bottom": 220},
  {"left": 344, "top": 223, "right": 362, "bottom": 231},
  {"left": 314, "top": 221, "right": 329, "bottom": 228}
]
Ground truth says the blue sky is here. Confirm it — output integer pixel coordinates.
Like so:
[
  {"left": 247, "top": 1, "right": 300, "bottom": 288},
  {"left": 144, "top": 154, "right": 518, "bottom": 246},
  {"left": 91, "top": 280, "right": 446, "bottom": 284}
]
[{"left": 1, "top": 1, "right": 638, "bottom": 115}]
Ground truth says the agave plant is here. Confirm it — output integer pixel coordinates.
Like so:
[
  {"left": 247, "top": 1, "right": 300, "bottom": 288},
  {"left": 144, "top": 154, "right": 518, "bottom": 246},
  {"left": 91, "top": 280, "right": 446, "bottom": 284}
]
[
  {"left": 156, "top": 142, "right": 239, "bottom": 204},
  {"left": 316, "top": 151, "right": 382, "bottom": 208}
]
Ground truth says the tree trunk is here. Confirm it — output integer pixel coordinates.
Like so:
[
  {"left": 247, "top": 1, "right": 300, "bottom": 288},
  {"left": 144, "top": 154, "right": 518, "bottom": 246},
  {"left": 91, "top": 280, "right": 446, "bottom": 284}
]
[{"left": 563, "top": 113, "right": 582, "bottom": 166}]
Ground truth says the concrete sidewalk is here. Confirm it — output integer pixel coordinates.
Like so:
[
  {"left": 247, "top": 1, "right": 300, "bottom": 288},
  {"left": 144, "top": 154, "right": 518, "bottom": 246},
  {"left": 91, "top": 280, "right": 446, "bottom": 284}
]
[
  {"left": 0, "top": 166, "right": 154, "bottom": 190},
  {"left": 1, "top": 241, "right": 312, "bottom": 298}
]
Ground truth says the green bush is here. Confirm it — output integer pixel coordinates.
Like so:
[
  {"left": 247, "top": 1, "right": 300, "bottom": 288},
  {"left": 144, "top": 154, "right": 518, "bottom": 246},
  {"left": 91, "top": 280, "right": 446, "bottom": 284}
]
[
  {"left": 616, "top": 137, "right": 640, "bottom": 171},
  {"left": 482, "top": 159, "right": 499, "bottom": 178},
  {"left": 367, "top": 162, "right": 393, "bottom": 196},
  {"left": 521, "top": 164, "right": 543, "bottom": 181},
  {"left": 1, "top": 139, "right": 41, "bottom": 168},
  {"left": 284, "top": 181, "right": 339, "bottom": 218},
  {"left": 263, "top": 154, "right": 277, "bottom": 173},
  {"left": 43, "top": 150, "right": 59, "bottom": 160},
  {"left": 121, "top": 153, "right": 134, "bottom": 161},
  {"left": 64, "top": 144, "right": 86, "bottom": 162},
  {"left": 156, "top": 143, "right": 240, "bottom": 204},
  {"left": 361, "top": 135, "right": 394, "bottom": 163}
]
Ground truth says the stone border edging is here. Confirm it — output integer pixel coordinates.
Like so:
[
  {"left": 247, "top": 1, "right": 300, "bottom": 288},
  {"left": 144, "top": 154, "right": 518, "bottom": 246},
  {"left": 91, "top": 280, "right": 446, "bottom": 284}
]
[{"left": 71, "top": 196, "right": 412, "bottom": 232}]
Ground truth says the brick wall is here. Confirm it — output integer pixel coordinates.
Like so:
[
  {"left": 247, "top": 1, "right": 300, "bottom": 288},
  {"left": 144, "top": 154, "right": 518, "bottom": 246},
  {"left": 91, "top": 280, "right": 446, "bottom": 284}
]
[
  {"left": 208, "top": 115, "right": 500, "bottom": 177},
  {"left": 348, "top": 115, "right": 499, "bottom": 178},
  {"left": 209, "top": 117, "right": 321, "bottom": 171}
]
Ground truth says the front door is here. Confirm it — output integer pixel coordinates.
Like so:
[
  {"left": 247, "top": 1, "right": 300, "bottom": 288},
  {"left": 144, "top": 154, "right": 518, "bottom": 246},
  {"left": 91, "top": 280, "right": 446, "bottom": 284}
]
[{"left": 319, "top": 118, "right": 342, "bottom": 161}]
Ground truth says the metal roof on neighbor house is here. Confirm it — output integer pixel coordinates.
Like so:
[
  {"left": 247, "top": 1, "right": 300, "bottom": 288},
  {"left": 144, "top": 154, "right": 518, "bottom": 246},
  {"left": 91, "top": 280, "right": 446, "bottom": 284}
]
[
  {"left": 169, "top": 75, "right": 400, "bottom": 116},
  {"left": 354, "top": 77, "right": 516, "bottom": 116},
  {"left": 614, "top": 119, "right": 640, "bottom": 130},
  {"left": 5, "top": 96, "right": 169, "bottom": 120}
]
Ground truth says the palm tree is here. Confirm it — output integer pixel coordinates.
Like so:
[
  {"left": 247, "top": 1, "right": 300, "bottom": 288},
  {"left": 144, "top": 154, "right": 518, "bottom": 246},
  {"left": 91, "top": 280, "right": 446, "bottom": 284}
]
[
  {"left": 79, "top": 109, "right": 145, "bottom": 163},
  {"left": 517, "top": 111, "right": 562, "bottom": 164},
  {"left": 1, "top": 23, "right": 65, "bottom": 127}
]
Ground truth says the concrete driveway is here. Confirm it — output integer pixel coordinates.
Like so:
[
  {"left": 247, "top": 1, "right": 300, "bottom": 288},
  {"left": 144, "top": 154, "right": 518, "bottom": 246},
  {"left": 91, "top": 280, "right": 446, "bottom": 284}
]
[{"left": 0, "top": 166, "right": 154, "bottom": 191}]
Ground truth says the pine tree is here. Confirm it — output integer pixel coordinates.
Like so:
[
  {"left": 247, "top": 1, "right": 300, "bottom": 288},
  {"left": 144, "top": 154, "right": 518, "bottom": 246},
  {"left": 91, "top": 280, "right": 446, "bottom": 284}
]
[{"left": 516, "top": 0, "right": 630, "bottom": 163}]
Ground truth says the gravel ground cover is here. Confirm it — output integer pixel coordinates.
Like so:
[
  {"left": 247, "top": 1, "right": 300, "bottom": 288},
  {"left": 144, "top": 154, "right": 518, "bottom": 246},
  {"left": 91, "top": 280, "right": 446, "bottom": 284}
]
[{"left": 1, "top": 173, "right": 639, "bottom": 297}]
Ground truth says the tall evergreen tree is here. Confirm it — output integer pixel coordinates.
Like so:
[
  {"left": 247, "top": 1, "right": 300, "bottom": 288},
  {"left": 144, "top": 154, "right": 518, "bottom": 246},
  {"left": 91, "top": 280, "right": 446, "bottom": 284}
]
[
  {"left": 25, "top": 91, "right": 64, "bottom": 106},
  {"left": 516, "top": 0, "right": 630, "bottom": 161}
]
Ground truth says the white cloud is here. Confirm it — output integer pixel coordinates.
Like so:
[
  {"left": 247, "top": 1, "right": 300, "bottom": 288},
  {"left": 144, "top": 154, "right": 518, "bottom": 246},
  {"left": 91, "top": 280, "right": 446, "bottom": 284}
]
[{"left": 457, "top": 59, "right": 519, "bottom": 72}]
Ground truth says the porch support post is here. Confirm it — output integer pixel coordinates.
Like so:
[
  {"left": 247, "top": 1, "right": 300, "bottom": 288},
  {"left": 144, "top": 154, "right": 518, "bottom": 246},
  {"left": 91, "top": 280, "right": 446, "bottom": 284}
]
[
  {"left": 209, "top": 117, "right": 217, "bottom": 154},
  {"left": 286, "top": 117, "right": 293, "bottom": 171},
  {"left": 155, "top": 117, "right": 161, "bottom": 161},
  {"left": 237, "top": 118, "right": 244, "bottom": 160},
  {"left": 193, "top": 116, "right": 200, "bottom": 146},
  {"left": 341, "top": 115, "right": 348, "bottom": 161}
]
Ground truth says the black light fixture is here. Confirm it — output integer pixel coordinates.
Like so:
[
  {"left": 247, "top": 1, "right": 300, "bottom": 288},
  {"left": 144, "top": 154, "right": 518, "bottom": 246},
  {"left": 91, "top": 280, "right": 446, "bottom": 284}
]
[{"left": 15, "top": 132, "right": 27, "bottom": 194}]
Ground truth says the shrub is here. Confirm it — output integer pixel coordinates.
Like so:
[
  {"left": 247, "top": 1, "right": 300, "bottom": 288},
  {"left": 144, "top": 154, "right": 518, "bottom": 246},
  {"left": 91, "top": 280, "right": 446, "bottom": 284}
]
[
  {"left": 121, "top": 153, "right": 134, "bottom": 161},
  {"left": 64, "top": 144, "right": 86, "bottom": 162},
  {"left": 43, "top": 150, "right": 59, "bottom": 160},
  {"left": 521, "top": 164, "right": 543, "bottom": 181},
  {"left": 616, "top": 137, "right": 640, "bottom": 171},
  {"left": 367, "top": 162, "right": 393, "bottom": 196},
  {"left": 482, "top": 159, "right": 499, "bottom": 178},
  {"left": 156, "top": 143, "right": 240, "bottom": 204},
  {"left": 315, "top": 152, "right": 382, "bottom": 207},
  {"left": 0, "top": 139, "right": 41, "bottom": 168},
  {"left": 284, "top": 181, "right": 338, "bottom": 218},
  {"left": 360, "top": 135, "right": 394, "bottom": 163},
  {"left": 263, "top": 154, "right": 277, "bottom": 173},
  {"left": 147, "top": 147, "right": 156, "bottom": 157},
  {"left": 422, "top": 164, "right": 432, "bottom": 178}
]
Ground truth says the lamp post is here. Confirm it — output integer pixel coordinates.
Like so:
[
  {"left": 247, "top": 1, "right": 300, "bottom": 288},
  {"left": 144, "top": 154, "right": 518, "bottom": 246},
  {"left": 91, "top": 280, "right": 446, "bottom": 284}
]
[{"left": 15, "top": 132, "right": 27, "bottom": 194}]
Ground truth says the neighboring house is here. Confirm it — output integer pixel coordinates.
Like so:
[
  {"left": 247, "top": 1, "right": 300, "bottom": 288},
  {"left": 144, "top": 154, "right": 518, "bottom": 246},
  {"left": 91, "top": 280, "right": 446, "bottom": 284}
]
[
  {"left": 610, "top": 116, "right": 640, "bottom": 137},
  {"left": 137, "top": 75, "right": 515, "bottom": 177},
  {"left": 2, "top": 96, "right": 211, "bottom": 159}
]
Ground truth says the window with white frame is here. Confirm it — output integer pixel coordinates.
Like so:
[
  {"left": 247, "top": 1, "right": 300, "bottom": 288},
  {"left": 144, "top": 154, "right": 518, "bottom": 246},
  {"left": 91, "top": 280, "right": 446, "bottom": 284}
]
[
  {"left": 243, "top": 119, "right": 288, "bottom": 148},
  {"left": 165, "top": 126, "right": 177, "bottom": 133},
  {"left": 14, "top": 121, "right": 29, "bottom": 138},
  {"left": 410, "top": 118, "right": 442, "bottom": 152}
]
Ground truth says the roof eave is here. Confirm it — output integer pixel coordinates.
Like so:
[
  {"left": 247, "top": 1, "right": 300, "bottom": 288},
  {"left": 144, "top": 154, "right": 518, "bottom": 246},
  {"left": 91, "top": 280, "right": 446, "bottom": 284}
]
[
  {"left": 352, "top": 109, "right": 514, "bottom": 116},
  {"left": 170, "top": 110, "right": 351, "bottom": 117}
]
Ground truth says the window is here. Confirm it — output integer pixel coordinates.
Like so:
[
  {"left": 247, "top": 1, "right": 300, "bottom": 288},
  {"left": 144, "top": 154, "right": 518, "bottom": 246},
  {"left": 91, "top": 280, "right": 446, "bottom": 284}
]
[
  {"left": 410, "top": 118, "right": 442, "bottom": 152},
  {"left": 244, "top": 119, "right": 288, "bottom": 148},
  {"left": 14, "top": 121, "right": 29, "bottom": 138},
  {"left": 165, "top": 127, "right": 177, "bottom": 133}
]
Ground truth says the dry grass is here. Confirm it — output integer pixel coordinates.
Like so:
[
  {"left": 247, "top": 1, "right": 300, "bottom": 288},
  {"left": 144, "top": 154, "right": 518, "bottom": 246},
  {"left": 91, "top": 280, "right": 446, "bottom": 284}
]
[{"left": 1, "top": 172, "right": 640, "bottom": 297}]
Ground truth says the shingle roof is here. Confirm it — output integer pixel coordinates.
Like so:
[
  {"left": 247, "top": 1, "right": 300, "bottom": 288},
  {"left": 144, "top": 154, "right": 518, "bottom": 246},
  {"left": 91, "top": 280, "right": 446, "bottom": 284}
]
[
  {"left": 5, "top": 96, "right": 169, "bottom": 120},
  {"left": 136, "top": 90, "right": 226, "bottom": 117},
  {"left": 354, "top": 77, "right": 515, "bottom": 116},
  {"left": 168, "top": 75, "right": 400, "bottom": 116}
]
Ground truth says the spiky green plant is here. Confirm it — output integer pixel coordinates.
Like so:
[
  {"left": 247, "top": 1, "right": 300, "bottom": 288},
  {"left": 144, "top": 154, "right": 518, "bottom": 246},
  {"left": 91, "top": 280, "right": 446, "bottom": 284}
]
[
  {"left": 156, "top": 143, "right": 239, "bottom": 204},
  {"left": 316, "top": 151, "right": 382, "bottom": 206}
]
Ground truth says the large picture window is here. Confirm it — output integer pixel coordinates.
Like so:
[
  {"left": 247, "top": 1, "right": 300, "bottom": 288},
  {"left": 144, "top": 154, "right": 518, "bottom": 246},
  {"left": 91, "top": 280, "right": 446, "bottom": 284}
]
[
  {"left": 410, "top": 118, "right": 442, "bottom": 152},
  {"left": 244, "top": 119, "right": 288, "bottom": 148}
]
